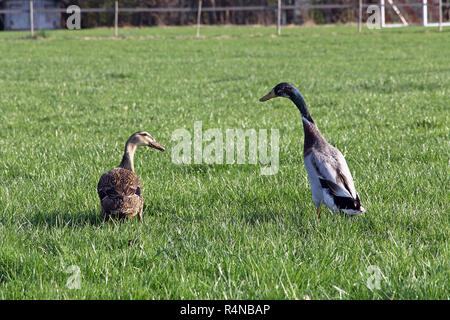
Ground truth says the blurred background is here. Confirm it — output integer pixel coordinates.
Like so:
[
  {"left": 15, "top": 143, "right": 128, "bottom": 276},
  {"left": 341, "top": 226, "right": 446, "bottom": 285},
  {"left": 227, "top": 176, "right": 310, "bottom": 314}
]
[{"left": 1, "top": 0, "right": 448, "bottom": 31}]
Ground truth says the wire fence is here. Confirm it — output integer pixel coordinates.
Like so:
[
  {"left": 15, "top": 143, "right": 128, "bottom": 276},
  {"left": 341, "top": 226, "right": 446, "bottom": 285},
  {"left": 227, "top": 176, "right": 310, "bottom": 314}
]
[{"left": 0, "top": 0, "right": 448, "bottom": 37}]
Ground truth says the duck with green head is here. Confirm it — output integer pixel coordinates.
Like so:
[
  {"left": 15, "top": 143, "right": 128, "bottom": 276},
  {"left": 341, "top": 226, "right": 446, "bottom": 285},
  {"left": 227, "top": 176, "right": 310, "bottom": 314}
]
[{"left": 260, "top": 83, "right": 365, "bottom": 220}]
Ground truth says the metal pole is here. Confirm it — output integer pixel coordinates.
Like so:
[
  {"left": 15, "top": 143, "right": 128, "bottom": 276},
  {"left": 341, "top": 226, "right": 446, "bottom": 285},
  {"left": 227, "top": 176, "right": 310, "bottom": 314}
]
[
  {"left": 380, "top": 0, "right": 385, "bottom": 28},
  {"left": 277, "top": 0, "right": 281, "bottom": 36},
  {"left": 29, "top": 0, "right": 34, "bottom": 37},
  {"left": 115, "top": 1, "right": 119, "bottom": 37},
  {"left": 196, "top": 0, "right": 202, "bottom": 38},
  {"left": 438, "top": 0, "right": 442, "bottom": 31},
  {"left": 358, "top": 0, "right": 362, "bottom": 32}
]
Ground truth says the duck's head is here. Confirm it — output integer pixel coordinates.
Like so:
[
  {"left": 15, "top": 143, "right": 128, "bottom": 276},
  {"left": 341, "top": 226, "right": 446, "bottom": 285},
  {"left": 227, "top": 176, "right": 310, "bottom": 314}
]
[
  {"left": 259, "top": 82, "right": 297, "bottom": 101},
  {"left": 128, "top": 131, "right": 165, "bottom": 151}
]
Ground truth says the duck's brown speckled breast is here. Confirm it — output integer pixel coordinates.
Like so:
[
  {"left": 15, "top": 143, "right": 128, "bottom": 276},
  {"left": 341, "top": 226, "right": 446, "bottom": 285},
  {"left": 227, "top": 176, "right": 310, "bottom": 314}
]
[{"left": 97, "top": 167, "right": 143, "bottom": 219}]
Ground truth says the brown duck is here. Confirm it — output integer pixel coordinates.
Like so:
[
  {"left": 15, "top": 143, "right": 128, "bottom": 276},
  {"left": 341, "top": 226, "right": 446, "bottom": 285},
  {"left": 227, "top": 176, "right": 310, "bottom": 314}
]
[{"left": 97, "top": 131, "right": 165, "bottom": 221}]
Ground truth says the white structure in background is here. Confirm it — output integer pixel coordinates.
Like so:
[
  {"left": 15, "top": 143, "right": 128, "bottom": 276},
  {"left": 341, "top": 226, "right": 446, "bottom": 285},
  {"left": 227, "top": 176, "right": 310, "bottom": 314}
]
[
  {"left": 380, "top": 0, "right": 449, "bottom": 28},
  {"left": 1, "top": 0, "right": 61, "bottom": 30}
]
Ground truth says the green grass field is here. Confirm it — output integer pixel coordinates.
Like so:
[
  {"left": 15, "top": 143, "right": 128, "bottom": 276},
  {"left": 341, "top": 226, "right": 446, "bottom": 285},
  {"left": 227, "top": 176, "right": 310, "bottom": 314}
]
[{"left": 0, "top": 26, "right": 448, "bottom": 299}]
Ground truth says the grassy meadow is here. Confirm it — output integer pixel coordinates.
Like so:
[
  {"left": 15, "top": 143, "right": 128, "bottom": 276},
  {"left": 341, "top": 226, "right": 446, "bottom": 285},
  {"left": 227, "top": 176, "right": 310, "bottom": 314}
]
[{"left": 0, "top": 26, "right": 448, "bottom": 299}]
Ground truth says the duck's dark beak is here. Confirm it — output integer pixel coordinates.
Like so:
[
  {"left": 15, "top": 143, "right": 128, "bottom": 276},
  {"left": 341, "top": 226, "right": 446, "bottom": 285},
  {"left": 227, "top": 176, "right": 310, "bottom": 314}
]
[
  {"left": 259, "top": 89, "right": 276, "bottom": 102},
  {"left": 149, "top": 141, "right": 165, "bottom": 152}
]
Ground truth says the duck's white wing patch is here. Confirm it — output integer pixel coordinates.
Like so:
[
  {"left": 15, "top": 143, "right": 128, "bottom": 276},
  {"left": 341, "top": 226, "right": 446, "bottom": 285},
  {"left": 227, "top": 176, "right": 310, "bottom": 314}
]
[
  {"left": 309, "top": 151, "right": 355, "bottom": 199},
  {"left": 309, "top": 149, "right": 364, "bottom": 213},
  {"left": 304, "top": 154, "right": 325, "bottom": 208}
]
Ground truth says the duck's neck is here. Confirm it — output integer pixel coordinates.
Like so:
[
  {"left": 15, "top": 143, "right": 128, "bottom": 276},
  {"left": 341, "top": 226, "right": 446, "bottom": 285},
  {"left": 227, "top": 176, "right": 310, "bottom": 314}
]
[
  {"left": 289, "top": 89, "right": 315, "bottom": 124},
  {"left": 119, "top": 142, "right": 137, "bottom": 172},
  {"left": 288, "top": 89, "right": 324, "bottom": 156}
]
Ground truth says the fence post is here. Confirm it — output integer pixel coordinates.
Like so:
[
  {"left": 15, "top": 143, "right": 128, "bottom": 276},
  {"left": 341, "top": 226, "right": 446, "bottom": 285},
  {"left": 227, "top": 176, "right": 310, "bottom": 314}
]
[
  {"left": 358, "top": 0, "right": 362, "bottom": 32},
  {"left": 29, "top": 0, "right": 34, "bottom": 37},
  {"left": 277, "top": 0, "right": 281, "bottom": 36},
  {"left": 196, "top": 0, "right": 202, "bottom": 38},
  {"left": 438, "top": 0, "right": 442, "bottom": 31},
  {"left": 422, "top": 0, "right": 427, "bottom": 26},
  {"left": 114, "top": 1, "right": 119, "bottom": 37}
]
